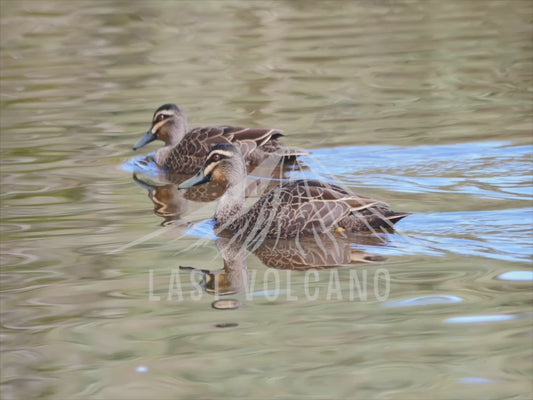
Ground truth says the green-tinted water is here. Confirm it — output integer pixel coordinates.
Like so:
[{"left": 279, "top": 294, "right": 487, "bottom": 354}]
[{"left": 1, "top": 1, "right": 532, "bottom": 399}]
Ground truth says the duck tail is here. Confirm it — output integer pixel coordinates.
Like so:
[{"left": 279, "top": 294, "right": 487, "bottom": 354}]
[{"left": 386, "top": 212, "right": 411, "bottom": 224}]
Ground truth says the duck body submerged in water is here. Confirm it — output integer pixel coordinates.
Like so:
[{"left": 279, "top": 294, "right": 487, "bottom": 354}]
[{"left": 179, "top": 143, "right": 409, "bottom": 240}]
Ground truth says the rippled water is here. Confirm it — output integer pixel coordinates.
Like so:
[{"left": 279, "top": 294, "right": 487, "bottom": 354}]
[{"left": 1, "top": 1, "right": 532, "bottom": 399}]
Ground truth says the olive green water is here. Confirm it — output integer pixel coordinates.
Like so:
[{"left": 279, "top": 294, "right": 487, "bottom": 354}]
[{"left": 1, "top": 1, "right": 532, "bottom": 399}]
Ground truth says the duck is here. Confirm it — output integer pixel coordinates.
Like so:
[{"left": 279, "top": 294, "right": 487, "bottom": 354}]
[
  {"left": 178, "top": 143, "right": 409, "bottom": 240},
  {"left": 133, "top": 104, "right": 305, "bottom": 174}
]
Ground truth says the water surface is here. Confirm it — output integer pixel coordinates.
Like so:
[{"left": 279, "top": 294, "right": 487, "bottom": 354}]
[{"left": 1, "top": 1, "right": 532, "bottom": 399}]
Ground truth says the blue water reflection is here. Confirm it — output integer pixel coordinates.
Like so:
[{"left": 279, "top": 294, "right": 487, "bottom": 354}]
[
  {"left": 294, "top": 141, "right": 532, "bottom": 200},
  {"left": 396, "top": 209, "right": 533, "bottom": 262},
  {"left": 384, "top": 295, "right": 464, "bottom": 308},
  {"left": 460, "top": 377, "right": 498, "bottom": 385},
  {"left": 445, "top": 314, "right": 518, "bottom": 323},
  {"left": 498, "top": 270, "right": 533, "bottom": 281}
]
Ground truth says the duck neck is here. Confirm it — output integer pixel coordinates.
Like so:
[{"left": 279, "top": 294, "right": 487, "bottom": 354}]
[
  {"left": 155, "top": 145, "right": 174, "bottom": 165},
  {"left": 167, "top": 120, "right": 188, "bottom": 146},
  {"left": 155, "top": 121, "right": 188, "bottom": 165},
  {"left": 215, "top": 180, "right": 246, "bottom": 226}
]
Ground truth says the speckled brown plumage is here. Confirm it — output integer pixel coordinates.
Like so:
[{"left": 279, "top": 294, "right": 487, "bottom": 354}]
[
  {"left": 133, "top": 104, "right": 305, "bottom": 174},
  {"left": 219, "top": 179, "right": 408, "bottom": 240},
  {"left": 162, "top": 126, "right": 289, "bottom": 174},
  {"left": 178, "top": 144, "right": 410, "bottom": 241}
]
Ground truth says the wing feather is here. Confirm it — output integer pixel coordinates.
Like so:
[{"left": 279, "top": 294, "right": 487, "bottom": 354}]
[
  {"left": 166, "top": 125, "right": 300, "bottom": 174},
  {"left": 226, "top": 179, "right": 401, "bottom": 239}
]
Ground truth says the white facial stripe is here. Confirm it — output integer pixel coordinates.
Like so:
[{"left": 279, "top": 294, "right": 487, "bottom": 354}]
[
  {"left": 202, "top": 150, "right": 234, "bottom": 175},
  {"left": 207, "top": 150, "right": 234, "bottom": 159},
  {"left": 154, "top": 110, "right": 175, "bottom": 120},
  {"left": 151, "top": 118, "right": 171, "bottom": 134},
  {"left": 204, "top": 162, "right": 218, "bottom": 177}
]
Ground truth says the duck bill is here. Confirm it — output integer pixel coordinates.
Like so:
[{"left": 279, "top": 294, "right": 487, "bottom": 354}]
[
  {"left": 133, "top": 130, "right": 157, "bottom": 150},
  {"left": 178, "top": 169, "right": 211, "bottom": 189}
]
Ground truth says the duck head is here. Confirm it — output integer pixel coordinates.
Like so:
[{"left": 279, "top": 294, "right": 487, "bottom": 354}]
[
  {"left": 133, "top": 103, "right": 189, "bottom": 150},
  {"left": 178, "top": 144, "right": 246, "bottom": 190}
]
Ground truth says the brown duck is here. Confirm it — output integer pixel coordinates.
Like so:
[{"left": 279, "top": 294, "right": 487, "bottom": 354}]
[
  {"left": 178, "top": 143, "right": 410, "bottom": 240},
  {"left": 133, "top": 104, "right": 305, "bottom": 174}
]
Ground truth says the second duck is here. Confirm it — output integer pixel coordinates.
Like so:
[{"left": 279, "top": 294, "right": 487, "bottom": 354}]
[{"left": 133, "top": 104, "right": 304, "bottom": 174}]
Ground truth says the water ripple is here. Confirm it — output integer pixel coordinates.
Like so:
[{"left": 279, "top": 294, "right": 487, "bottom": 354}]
[
  {"left": 444, "top": 314, "right": 519, "bottom": 324},
  {"left": 384, "top": 295, "right": 464, "bottom": 308},
  {"left": 498, "top": 271, "right": 533, "bottom": 282},
  {"left": 295, "top": 142, "right": 532, "bottom": 201}
]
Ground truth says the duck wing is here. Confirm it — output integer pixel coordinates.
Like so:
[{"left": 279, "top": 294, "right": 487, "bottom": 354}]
[
  {"left": 187, "top": 126, "right": 283, "bottom": 151},
  {"left": 164, "top": 126, "right": 265, "bottom": 173},
  {"left": 219, "top": 126, "right": 286, "bottom": 160},
  {"left": 168, "top": 126, "right": 304, "bottom": 173},
  {"left": 234, "top": 180, "right": 405, "bottom": 239},
  {"left": 279, "top": 180, "right": 379, "bottom": 235},
  {"left": 296, "top": 180, "right": 409, "bottom": 230},
  {"left": 231, "top": 180, "right": 353, "bottom": 238}
]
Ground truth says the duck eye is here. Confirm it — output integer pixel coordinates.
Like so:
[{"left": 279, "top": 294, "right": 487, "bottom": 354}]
[
  {"left": 212, "top": 154, "right": 221, "bottom": 162},
  {"left": 157, "top": 114, "right": 166, "bottom": 121}
]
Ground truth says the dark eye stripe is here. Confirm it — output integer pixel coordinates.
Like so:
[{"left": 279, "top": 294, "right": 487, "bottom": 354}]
[
  {"left": 207, "top": 150, "right": 233, "bottom": 162},
  {"left": 207, "top": 154, "right": 223, "bottom": 164},
  {"left": 153, "top": 111, "right": 175, "bottom": 122}
]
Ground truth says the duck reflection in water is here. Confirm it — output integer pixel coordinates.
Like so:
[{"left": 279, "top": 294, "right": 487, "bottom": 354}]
[{"left": 180, "top": 233, "right": 389, "bottom": 307}]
